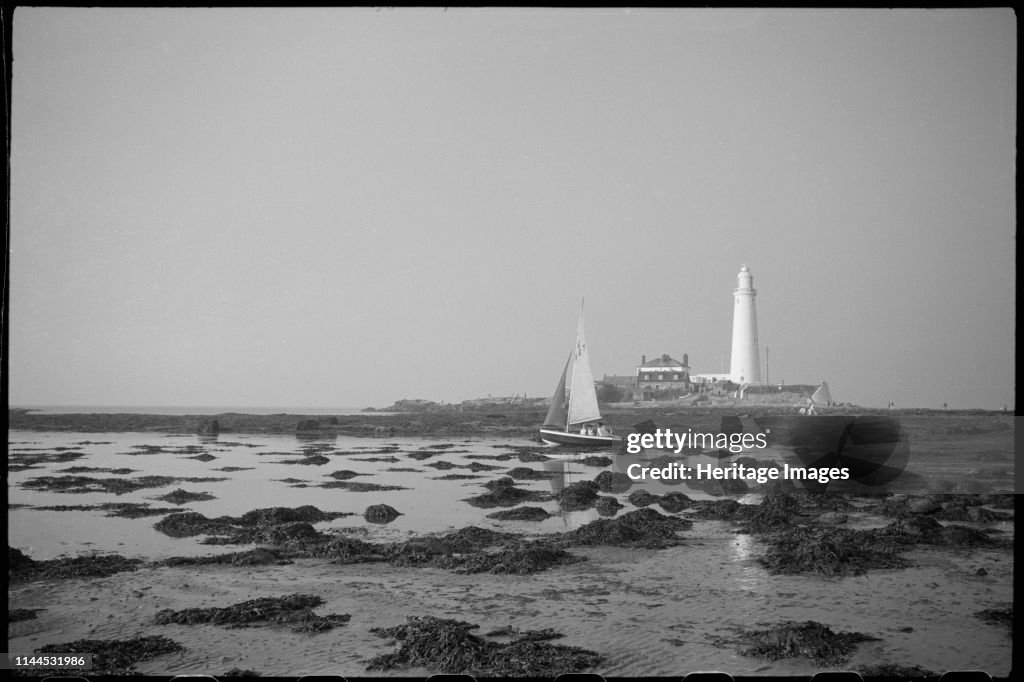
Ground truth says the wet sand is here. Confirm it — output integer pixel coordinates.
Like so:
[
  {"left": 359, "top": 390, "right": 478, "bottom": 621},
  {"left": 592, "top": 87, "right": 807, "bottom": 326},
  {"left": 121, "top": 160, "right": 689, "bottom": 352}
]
[
  {"left": 8, "top": 514, "right": 1013, "bottom": 677},
  {"left": 7, "top": 412, "right": 1015, "bottom": 678}
]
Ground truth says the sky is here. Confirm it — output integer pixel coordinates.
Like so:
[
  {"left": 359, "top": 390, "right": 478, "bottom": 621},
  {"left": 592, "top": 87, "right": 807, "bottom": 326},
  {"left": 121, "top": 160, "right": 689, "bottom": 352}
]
[{"left": 8, "top": 7, "right": 1017, "bottom": 411}]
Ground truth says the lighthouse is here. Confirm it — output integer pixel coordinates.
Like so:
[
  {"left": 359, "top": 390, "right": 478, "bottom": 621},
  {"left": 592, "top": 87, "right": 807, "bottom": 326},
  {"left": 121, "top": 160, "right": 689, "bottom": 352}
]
[{"left": 729, "top": 265, "right": 761, "bottom": 384}]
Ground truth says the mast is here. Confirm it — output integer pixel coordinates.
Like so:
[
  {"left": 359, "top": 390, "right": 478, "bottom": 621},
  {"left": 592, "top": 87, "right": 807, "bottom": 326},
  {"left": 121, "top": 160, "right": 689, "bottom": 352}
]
[{"left": 565, "top": 299, "right": 583, "bottom": 433}]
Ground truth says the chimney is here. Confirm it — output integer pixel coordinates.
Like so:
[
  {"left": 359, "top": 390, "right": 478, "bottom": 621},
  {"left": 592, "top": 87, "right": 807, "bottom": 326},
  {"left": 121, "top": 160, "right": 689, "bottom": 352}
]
[{"left": 641, "top": 355, "right": 646, "bottom": 365}]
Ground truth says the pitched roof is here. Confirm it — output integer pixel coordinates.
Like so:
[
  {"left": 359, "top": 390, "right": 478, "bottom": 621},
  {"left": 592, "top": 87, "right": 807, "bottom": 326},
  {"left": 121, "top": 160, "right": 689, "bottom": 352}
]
[{"left": 638, "top": 354, "right": 687, "bottom": 368}]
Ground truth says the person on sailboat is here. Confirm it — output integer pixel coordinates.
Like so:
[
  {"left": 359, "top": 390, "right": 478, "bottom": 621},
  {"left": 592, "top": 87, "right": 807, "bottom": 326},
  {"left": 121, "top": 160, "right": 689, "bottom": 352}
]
[{"left": 597, "top": 422, "right": 612, "bottom": 437}]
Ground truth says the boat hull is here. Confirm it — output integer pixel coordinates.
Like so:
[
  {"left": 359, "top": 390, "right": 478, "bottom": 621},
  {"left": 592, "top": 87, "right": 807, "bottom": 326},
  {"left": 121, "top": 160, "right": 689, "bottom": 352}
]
[{"left": 539, "top": 428, "right": 622, "bottom": 448}]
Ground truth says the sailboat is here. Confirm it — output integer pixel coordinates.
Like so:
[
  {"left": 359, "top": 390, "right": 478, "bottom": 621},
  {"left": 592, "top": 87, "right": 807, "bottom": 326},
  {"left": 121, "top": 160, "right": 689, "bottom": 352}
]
[{"left": 539, "top": 302, "right": 622, "bottom": 447}]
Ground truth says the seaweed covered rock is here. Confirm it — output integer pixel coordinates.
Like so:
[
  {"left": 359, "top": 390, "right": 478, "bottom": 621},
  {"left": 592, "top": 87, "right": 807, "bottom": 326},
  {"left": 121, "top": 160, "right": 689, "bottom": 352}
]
[
  {"left": 658, "top": 492, "right": 692, "bottom": 513},
  {"left": 758, "top": 526, "right": 912, "bottom": 576},
  {"left": 562, "top": 508, "right": 691, "bottom": 548},
  {"left": 154, "top": 512, "right": 236, "bottom": 537},
  {"left": 456, "top": 541, "right": 584, "bottom": 574},
  {"left": 467, "top": 461, "right": 501, "bottom": 472},
  {"left": 484, "top": 476, "right": 516, "bottom": 490},
  {"left": 742, "top": 490, "right": 800, "bottom": 534},
  {"left": 435, "top": 526, "right": 516, "bottom": 552},
  {"left": 9, "top": 608, "right": 42, "bottom": 622},
  {"left": 627, "top": 489, "right": 660, "bottom": 508},
  {"left": 154, "top": 488, "right": 216, "bottom": 505},
  {"left": 230, "top": 548, "right": 291, "bottom": 566},
  {"left": 378, "top": 527, "right": 516, "bottom": 568},
  {"left": 517, "top": 451, "right": 550, "bottom": 463},
  {"left": 464, "top": 482, "right": 547, "bottom": 508},
  {"left": 292, "top": 454, "right": 331, "bottom": 465},
  {"left": 23, "top": 474, "right": 187, "bottom": 495},
  {"left": 256, "top": 522, "right": 325, "bottom": 545},
  {"left": 364, "top": 504, "right": 402, "bottom": 524},
  {"left": 505, "top": 467, "right": 550, "bottom": 480},
  {"left": 327, "top": 470, "right": 363, "bottom": 480},
  {"left": 369, "top": 617, "right": 491, "bottom": 674},
  {"left": 556, "top": 480, "right": 601, "bottom": 511},
  {"left": 486, "top": 506, "right": 551, "bottom": 522},
  {"left": 9, "top": 553, "right": 145, "bottom": 582},
  {"left": 386, "top": 539, "right": 457, "bottom": 567},
  {"left": 302, "top": 536, "right": 386, "bottom": 563},
  {"left": 35, "top": 635, "right": 184, "bottom": 675},
  {"left": 733, "top": 620, "right": 880, "bottom": 666},
  {"left": 160, "top": 547, "right": 291, "bottom": 567},
  {"left": 881, "top": 517, "right": 996, "bottom": 547},
  {"left": 880, "top": 515, "right": 942, "bottom": 537},
  {"left": 9, "top": 546, "right": 35, "bottom": 572},
  {"left": 688, "top": 498, "right": 741, "bottom": 519},
  {"left": 318, "top": 480, "right": 407, "bottom": 492},
  {"left": 579, "top": 455, "right": 613, "bottom": 467},
  {"left": 974, "top": 605, "right": 1013, "bottom": 635},
  {"left": 236, "top": 505, "right": 346, "bottom": 526},
  {"left": 155, "top": 593, "right": 350, "bottom": 633},
  {"left": 595, "top": 496, "right": 624, "bottom": 516},
  {"left": 593, "top": 470, "right": 632, "bottom": 493},
  {"left": 367, "top": 616, "right": 602, "bottom": 676}
]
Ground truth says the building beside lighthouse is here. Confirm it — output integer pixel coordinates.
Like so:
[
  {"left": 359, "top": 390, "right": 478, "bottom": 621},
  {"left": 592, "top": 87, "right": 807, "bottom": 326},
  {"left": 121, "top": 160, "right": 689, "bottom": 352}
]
[
  {"left": 729, "top": 264, "right": 761, "bottom": 384},
  {"left": 600, "top": 353, "right": 691, "bottom": 401}
]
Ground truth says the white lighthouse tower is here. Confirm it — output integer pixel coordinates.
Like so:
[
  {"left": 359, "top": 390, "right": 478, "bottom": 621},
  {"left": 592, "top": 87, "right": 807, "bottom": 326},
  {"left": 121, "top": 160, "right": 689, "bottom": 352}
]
[{"left": 729, "top": 265, "right": 761, "bottom": 384}]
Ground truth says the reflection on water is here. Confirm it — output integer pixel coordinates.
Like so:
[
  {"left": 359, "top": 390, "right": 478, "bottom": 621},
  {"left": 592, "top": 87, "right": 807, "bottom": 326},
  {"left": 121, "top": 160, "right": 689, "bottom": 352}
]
[
  {"left": 4, "top": 426, "right": 958, "bottom": 561},
  {"left": 542, "top": 457, "right": 600, "bottom": 530},
  {"left": 11, "top": 432, "right": 643, "bottom": 558},
  {"left": 540, "top": 449, "right": 766, "bottom": 530},
  {"left": 731, "top": 531, "right": 762, "bottom": 593},
  {"left": 613, "top": 449, "right": 751, "bottom": 498}
]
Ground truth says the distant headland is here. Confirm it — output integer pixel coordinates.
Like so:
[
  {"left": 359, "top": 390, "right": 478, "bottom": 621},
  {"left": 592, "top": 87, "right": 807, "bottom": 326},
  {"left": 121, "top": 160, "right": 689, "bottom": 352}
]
[{"left": 8, "top": 389, "right": 1009, "bottom": 438}]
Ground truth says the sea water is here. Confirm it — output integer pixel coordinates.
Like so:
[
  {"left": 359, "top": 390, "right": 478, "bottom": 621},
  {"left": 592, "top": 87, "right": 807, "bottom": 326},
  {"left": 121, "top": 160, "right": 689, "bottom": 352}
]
[{"left": 8, "top": 431, "right": 759, "bottom": 561}]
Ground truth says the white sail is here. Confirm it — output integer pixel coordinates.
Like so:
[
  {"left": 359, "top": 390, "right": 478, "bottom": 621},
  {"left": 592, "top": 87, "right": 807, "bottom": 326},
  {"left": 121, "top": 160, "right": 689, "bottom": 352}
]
[
  {"left": 811, "top": 382, "right": 832, "bottom": 405},
  {"left": 543, "top": 354, "right": 571, "bottom": 428},
  {"left": 567, "top": 303, "right": 602, "bottom": 426}
]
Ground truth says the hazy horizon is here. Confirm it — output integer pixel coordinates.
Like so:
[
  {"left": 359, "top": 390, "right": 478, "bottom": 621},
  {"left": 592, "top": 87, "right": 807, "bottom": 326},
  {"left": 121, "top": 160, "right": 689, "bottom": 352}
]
[{"left": 9, "top": 8, "right": 1016, "bottom": 411}]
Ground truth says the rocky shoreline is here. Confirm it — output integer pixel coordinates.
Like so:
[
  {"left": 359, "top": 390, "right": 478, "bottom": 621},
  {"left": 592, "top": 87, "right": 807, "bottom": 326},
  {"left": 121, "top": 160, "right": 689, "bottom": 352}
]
[
  {"left": 7, "top": 404, "right": 1011, "bottom": 438},
  {"left": 9, "top": 489, "right": 1014, "bottom": 677},
  {"left": 8, "top": 421, "right": 1016, "bottom": 678}
]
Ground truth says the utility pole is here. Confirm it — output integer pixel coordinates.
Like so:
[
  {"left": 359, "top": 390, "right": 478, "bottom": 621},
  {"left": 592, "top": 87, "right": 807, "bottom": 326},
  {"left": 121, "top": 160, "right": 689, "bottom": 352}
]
[{"left": 766, "top": 345, "right": 769, "bottom": 385}]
